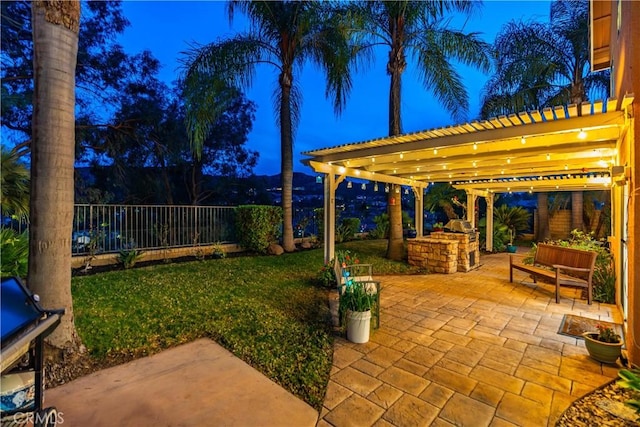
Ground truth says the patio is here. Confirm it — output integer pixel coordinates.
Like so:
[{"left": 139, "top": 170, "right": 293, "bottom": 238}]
[{"left": 320, "top": 251, "right": 622, "bottom": 427}]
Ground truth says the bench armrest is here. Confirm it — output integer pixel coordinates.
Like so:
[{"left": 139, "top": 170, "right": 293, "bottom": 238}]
[
  {"left": 509, "top": 254, "right": 526, "bottom": 263},
  {"left": 552, "top": 264, "right": 592, "bottom": 273},
  {"left": 343, "top": 264, "right": 373, "bottom": 275}
]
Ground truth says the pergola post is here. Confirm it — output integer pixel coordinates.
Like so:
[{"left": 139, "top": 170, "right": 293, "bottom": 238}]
[
  {"left": 413, "top": 187, "right": 424, "bottom": 237},
  {"left": 323, "top": 173, "right": 345, "bottom": 263},
  {"left": 486, "top": 193, "right": 494, "bottom": 252}
]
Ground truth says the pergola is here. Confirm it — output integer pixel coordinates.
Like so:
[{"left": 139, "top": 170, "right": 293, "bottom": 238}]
[{"left": 302, "top": 95, "right": 633, "bottom": 263}]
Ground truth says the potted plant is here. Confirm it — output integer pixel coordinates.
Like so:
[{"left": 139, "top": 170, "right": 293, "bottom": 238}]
[
  {"left": 583, "top": 324, "right": 623, "bottom": 364},
  {"left": 432, "top": 222, "right": 444, "bottom": 232},
  {"left": 339, "top": 281, "right": 376, "bottom": 343}
]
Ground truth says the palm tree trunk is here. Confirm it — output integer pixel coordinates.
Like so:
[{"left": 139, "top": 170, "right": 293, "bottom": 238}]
[
  {"left": 385, "top": 42, "right": 405, "bottom": 260},
  {"left": 571, "top": 191, "right": 583, "bottom": 231},
  {"left": 280, "top": 72, "right": 295, "bottom": 252},
  {"left": 536, "top": 192, "right": 550, "bottom": 241},
  {"left": 29, "top": 0, "right": 81, "bottom": 350}
]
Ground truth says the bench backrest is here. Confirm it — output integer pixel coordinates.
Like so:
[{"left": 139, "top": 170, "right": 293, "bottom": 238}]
[{"left": 535, "top": 244, "right": 597, "bottom": 278}]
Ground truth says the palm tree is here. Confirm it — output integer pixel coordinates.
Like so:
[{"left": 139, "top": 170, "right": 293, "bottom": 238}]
[
  {"left": 480, "top": 0, "right": 608, "bottom": 243},
  {"left": 1, "top": 147, "right": 30, "bottom": 220},
  {"left": 29, "top": 1, "right": 81, "bottom": 350},
  {"left": 181, "top": 1, "right": 355, "bottom": 252},
  {"left": 480, "top": 0, "right": 609, "bottom": 118},
  {"left": 349, "top": 0, "right": 491, "bottom": 260}
]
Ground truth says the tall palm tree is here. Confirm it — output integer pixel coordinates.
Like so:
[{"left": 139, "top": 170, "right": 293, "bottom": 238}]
[
  {"left": 480, "top": 0, "right": 608, "bottom": 242},
  {"left": 349, "top": 0, "right": 491, "bottom": 260},
  {"left": 480, "top": 0, "right": 609, "bottom": 118},
  {"left": 181, "top": 1, "right": 355, "bottom": 252},
  {"left": 29, "top": 0, "right": 81, "bottom": 350}
]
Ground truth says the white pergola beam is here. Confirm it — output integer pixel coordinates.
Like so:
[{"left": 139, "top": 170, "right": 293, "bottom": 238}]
[
  {"left": 453, "top": 175, "right": 611, "bottom": 193},
  {"left": 306, "top": 160, "right": 427, "bottom": 189}
]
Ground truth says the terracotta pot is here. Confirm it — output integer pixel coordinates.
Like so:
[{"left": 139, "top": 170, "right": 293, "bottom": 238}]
[{"left": 582, "top": 332, "right": 623, "bottom": 364}]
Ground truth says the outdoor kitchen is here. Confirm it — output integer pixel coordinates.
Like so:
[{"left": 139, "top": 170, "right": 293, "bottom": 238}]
[{"left": 407, "top": 219, "right": 480, "bottom": 273}]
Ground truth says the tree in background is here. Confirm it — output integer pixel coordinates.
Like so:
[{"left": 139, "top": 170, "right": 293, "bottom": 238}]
[
  {"left": 98, "top": 72, "right": 258, "bottom": 204},
  {"left": 1, "top": 1, "right": 130, "bottom": 158},
  {"left": 181, "top": 0, "right": 357, "bottom": 252},
  {"left": 480, "top": 0, "right": 609, "bottom": 118},
  {"left": 347, "top": 0, "right": 491, "bottom": 259},
  {"left": 29, "top": 0, "right": 81, "bottom": 351}
]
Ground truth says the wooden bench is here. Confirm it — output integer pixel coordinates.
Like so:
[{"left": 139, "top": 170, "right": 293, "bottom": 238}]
[
  {"left": 334, "top": 259, "right": 380, "bottom": 328},
  {"left": 509, "top": 244, "right": 598, "bottom": 304}
]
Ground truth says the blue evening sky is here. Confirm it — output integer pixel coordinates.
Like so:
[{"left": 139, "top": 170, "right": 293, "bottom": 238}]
[{"left": 119, "top": 1, "right": 551, "bottom": 175}]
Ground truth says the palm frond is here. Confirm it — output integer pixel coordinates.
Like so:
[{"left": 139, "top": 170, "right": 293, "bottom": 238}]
[
  {"left": 480, "top": 0, "right": 604, "bottom": 118},
  {"left": 413, "top": 23, "right": 491, "bottom": 121},
  {"left": 0, "top": 146, "right": 29, "bottom": 218},
  {"left": 180, "top": 35, "right": 270, "bottom": 155}
]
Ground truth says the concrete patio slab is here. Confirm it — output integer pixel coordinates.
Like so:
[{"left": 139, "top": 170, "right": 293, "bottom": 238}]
[{"left": 44, "top": 339, "right": 318, "bottom": 427}]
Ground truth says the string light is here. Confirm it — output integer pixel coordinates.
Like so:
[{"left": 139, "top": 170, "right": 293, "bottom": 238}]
[
  {"left": 347, "top": 181, "right": 352, "bottom": 189},
  {"left": 546, "top": 153, "right": 551, "bottom": 161},
  {"left": 385, "top": 185, "right": 390, "bottom": 193},
  {"left": 473, "top": 143, "right": 478, "bottom": 150},
  {"left": 361, "top": 183, "right": 366, "bottom": 190},
  {"left": 404, "top": 188, "right": 409, "bottom": 195},
  {"left": 374, "top": 183, "right": 379, "bottom": 192},
  {"left": 433, "top": 148, "right": 438, "bottom": 155},
  {"left": 521, "top": 137, "right": 526, "bottom": 144},
  {"left": 578, "top": 129, "right": 587, "bottom": 140}
]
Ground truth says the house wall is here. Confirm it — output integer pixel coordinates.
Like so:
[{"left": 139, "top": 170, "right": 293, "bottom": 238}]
[{"left": 610, "top": 0, "right": 640, "bottom": 366}]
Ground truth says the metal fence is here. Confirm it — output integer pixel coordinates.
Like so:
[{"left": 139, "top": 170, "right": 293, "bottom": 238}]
[
  {"left": 4, "top": 204, "right": 324, "bottom": 256},
  {"left": 72, "top": 204, "right": 237, "bottom": 255}
]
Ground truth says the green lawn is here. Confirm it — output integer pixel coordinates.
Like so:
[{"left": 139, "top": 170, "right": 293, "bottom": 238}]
[{"left": 71, "top": 239, "right": 418, "bottom": 410}]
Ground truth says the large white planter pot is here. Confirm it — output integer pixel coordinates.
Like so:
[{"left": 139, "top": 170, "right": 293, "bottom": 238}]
[{"left": 346, "top": 310, "right": 371, "bottom": 343}]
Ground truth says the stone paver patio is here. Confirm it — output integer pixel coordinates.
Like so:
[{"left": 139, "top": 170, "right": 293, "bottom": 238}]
[{"left": 319, "top": 251, "right": 623, "bottom": 427}]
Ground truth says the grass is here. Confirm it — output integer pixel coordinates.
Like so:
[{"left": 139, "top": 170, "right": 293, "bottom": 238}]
[{"left": 71, "top": 239, "right": 416, "bottom": 410}]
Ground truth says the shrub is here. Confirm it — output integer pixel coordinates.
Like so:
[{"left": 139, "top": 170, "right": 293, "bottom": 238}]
[
  {"left": 342, "top": 218, "right": 360, "bottom": 237},
  {"left": 478, "top": 217, "right": 510, "bottom": 252},
  {"left": 368, "top": 213, "right": 389, "bottom": 239},
  {"left": 335, "top": 217, "right": 360, "bottom": 243},
  {"left": 494, "top": 205, "right": 531, "bottom": 244},
  {"left": 235, "top": 205, "right": 282, "bottom": 253},
  {"left": 617, "top": 369, "right": 640, "bottom": 418},
  {"left": 316, "top": 261, "right": 336, "bottom": 288},
  {"left": 313, "top": 208, "right": 324, "bottom": 238},
  {"left": 1, "top": 228, "right": 28, "bottom": 278},
  {"left": 212, "top": 242, "right": 226, "bottom": 259},
  {"left": 117, "top": 248, "right": 144, "bottom": 269}
]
